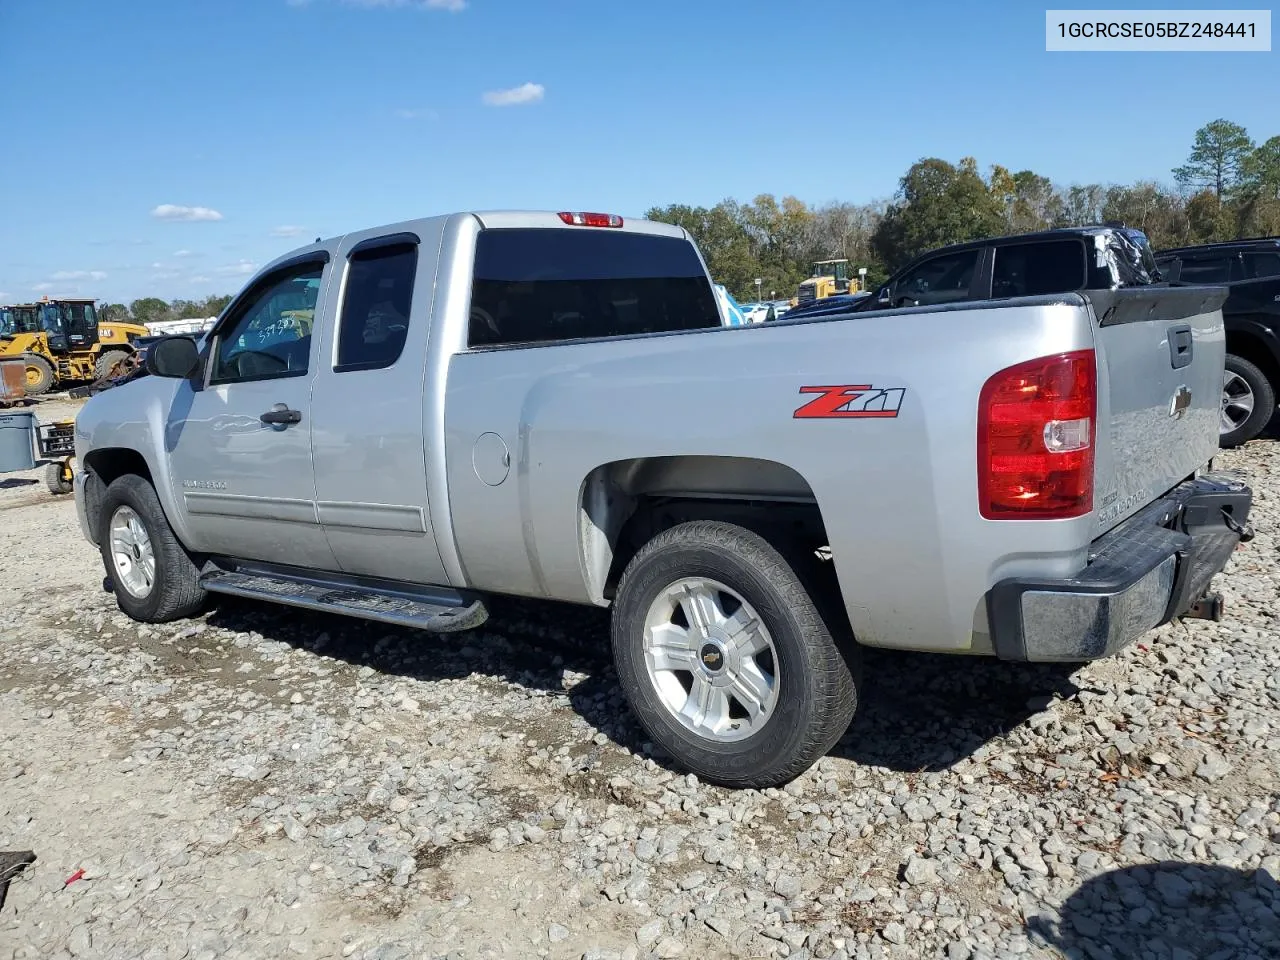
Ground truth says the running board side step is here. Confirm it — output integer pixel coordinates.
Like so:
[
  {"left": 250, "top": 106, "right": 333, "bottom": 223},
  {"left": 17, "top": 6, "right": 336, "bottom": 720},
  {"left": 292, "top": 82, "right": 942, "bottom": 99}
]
[{"left": 198, "top": 566, "right": 488, "bottom": 633}]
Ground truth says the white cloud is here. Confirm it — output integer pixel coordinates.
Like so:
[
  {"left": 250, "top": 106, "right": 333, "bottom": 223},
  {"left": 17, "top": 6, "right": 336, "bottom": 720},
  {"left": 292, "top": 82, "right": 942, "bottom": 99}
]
[
  {"left": 50, "top": 270, "right": 108, "bottom": 281},
  {"left": 482, "top": 82, "right": 544, "bottom": 107},
  {"left": 151, "top": 204, "right": 224, "bottom": 222},
  {"left": 216, "top": 260, "right": 259, "bottom": 277},
  {"left": 32, "top": 283, "right": 53, "bottom": 291},
  {"left": 271, "top": 225, "right": 306, "bottom": 238},
  {"left": 0, "top": 292, "right": 8, "bottom": 300},
  {"left": 151, "top": 270, "right": 182, "bottom": 281},
  {"left": 190, "top": 275, "right": 212, "bottom": 284},
  {"left": 394, "top": 107, "right": 438, "bottom": 120},
  {"left": 173, "top": 249, "right": 197, "bottom": 258}
]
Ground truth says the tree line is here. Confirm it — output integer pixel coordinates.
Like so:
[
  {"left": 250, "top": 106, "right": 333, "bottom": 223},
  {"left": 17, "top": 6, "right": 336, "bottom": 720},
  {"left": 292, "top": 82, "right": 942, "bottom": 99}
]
[
  {"left": 646, "top": 118, "right": 1280, "bottom": 302},
  {"left": 98, "top": 294, "right": 234, "bottom": 326}
]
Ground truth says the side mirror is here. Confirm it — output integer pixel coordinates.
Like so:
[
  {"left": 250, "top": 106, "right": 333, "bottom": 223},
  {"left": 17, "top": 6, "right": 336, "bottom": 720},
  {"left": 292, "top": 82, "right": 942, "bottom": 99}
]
[
  {"left": 877, "top": 287, "right": 892, "bottom": 305},
  {"left": 145, "top": 335, "right": 201, "bottom": 379}
]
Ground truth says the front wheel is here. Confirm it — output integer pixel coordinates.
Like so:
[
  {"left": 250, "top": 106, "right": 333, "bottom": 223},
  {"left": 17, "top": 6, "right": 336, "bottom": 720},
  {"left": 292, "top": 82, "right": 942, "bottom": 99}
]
[
  {"left": 1220, "top": 354, "right": 1276, "bottom": 448},
  {"left": 610, "top": 520, "right": 859, "bottom": 789},
  {"left": 97, "top": 474, "right": 207, "bottom": 622},
  {"left": 23, "top": 354, "right": 54, "bottom": 395}
]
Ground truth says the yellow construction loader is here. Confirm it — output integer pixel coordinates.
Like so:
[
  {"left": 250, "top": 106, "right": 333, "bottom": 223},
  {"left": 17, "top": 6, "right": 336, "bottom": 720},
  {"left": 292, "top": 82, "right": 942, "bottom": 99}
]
[
  {"left": 0, "top": 297, "right": 148, "bottom": 394},
  {"left": 791, "top": 259, "right": 862, "bottom": 308}
]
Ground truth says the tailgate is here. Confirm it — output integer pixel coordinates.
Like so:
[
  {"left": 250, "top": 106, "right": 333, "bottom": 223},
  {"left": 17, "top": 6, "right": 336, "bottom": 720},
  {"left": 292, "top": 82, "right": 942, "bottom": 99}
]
[{"left": 1090, "top": 285, "right": 1230, "bottom": 537}]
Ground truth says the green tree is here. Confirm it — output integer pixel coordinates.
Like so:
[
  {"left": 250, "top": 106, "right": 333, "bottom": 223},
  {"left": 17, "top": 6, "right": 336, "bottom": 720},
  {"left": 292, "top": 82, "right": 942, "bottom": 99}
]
[
  {"left": 129, "top": 297, "right": 170, "bottom": 324},
  {"left": 1173, "top": 119, "right": 1255, "bottom": 199},
  {"left": 99, "top": 303, "right": 130, "bottom": 322},
  {"left": 1101, "top": 182, "right": 1190, "bottom": 250},
  {"left": 871, "top": 157, "right": 1006, "bottom": 269},
  {"left": 202, "top": 294, "right": 233, "bottom": 316},
  {"left": 1054, "top": 184, "right": 1106, "bottom": 227}
]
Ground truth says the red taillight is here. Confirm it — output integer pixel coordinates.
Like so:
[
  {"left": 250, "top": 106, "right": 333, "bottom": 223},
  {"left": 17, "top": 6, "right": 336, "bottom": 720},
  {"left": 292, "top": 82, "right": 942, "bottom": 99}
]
[
  {"left": 977, "top": 349, "right": 1097, "bottom": 521},
  {"left": 557, "top": 211, "right": 624, "bottom": 228}
]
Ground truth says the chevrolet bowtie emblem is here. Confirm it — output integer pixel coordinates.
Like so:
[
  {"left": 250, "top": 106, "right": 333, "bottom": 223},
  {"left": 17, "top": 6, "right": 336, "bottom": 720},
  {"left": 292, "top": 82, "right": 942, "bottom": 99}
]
[{"left": 1170, "top": 385, "right": 1192, "bottom": 419}]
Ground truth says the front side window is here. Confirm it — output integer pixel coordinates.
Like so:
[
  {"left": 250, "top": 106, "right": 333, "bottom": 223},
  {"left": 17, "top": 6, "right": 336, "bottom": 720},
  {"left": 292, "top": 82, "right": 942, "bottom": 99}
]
[
  {"left": 468, "top": 228, "right": 721, "bottom": 348},
  {"left": 1244, "top": 251, "right": 1280, "bottom": 279},
  {"left": 891, "top": 249, "right": 980, "bottom": 306},
  {"left": 335, "top": 241, "right": 417, "bottom": 372},
  {"left": 991, "top": 239, "right": 1086, "bottom": 298},
  {"left": 210, "top": 262, "right": 323, "bottom": 384}
]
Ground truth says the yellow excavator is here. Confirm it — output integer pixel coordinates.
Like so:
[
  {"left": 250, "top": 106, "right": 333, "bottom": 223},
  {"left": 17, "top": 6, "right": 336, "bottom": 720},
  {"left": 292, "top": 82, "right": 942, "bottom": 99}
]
[
  {"left": 0, "top": 297, "right": 148, "bottom": 395},
  {"left": 791, "top": 259, "right": 863, "bottom": 308}
]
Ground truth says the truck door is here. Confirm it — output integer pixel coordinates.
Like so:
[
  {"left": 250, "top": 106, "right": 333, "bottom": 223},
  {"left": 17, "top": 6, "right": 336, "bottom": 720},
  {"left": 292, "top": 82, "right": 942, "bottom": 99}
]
[
  {"left": 163, "top": 253, "right": 339, "bottom": 570},
  {"left": 308, "top": 227, "right": 451, "bottom": 586}
]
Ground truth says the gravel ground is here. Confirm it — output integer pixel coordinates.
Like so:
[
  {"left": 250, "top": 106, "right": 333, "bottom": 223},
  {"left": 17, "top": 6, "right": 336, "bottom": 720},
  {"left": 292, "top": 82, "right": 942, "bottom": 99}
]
[{"left": 1, "top": 394, "right": 1278, "bottom": 960}]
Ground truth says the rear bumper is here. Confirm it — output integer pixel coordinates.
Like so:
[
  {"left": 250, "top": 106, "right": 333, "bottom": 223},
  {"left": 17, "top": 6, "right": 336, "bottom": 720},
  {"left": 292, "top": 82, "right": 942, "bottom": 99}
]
[{"left": 987, "top": 473, "right": 1253, "bottom": 662}]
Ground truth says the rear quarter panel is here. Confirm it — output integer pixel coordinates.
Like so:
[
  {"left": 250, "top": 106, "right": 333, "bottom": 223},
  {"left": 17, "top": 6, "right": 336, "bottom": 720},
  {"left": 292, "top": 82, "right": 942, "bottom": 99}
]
[{"left": 443, "top": 296, "right": 1103, "bottom": 655}]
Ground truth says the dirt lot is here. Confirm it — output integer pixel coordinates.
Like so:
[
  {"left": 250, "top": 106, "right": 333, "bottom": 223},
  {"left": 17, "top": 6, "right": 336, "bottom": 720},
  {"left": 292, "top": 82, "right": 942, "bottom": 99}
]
[{"left": 1, "top": 394, "right": 1278, "bottom": 960}]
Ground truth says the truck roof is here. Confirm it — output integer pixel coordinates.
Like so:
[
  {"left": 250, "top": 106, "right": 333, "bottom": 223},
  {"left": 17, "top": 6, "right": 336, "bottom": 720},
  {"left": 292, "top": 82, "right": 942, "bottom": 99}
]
[
  {"left": 1155, "top": 236, "right": 1280, "bottom": 257},
  {"left": 258, "top": 209, "right": 693, "bottom": 285}
]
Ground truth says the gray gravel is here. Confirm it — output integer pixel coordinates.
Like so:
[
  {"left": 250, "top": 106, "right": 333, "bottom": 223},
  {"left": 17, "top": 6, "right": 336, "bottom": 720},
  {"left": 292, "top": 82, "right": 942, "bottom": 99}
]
[{"left": 1, "top": 396, "right": 1278, "bottom": 959}]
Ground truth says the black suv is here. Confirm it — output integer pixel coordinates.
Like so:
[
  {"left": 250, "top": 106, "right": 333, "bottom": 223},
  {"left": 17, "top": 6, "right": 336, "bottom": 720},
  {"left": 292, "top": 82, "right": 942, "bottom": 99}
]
[
  {"left": 1153, "top": 238, "right": 1280, "bottom": 446},
  {"left": 784, "top": 225, "right": 1163, "bottom": 326}
]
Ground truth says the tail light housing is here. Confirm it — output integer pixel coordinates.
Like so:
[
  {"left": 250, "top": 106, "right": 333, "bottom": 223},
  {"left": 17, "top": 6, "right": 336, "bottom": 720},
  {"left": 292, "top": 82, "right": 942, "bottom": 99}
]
[
  {"left": 557, "top": 212, "right": 623, "bottom": 228},
  {"left": 977, "top": 349, "right": 1097, "bottom": 520}
]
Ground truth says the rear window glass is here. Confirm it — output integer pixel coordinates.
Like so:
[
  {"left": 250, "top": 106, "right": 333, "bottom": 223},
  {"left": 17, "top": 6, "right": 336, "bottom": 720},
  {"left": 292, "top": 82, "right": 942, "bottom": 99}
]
[
  {"left": 468, "top": 228, "right": 721, "bottom": 348},
  {"left": 991, "top": 240, "right": 1086, "bottom": 298},
  {"left": 1179, "top": 258, "right": 1232, "bottom": 284},
  {"left": 336, "top": 242, "right": 417, "bottom": 372}
]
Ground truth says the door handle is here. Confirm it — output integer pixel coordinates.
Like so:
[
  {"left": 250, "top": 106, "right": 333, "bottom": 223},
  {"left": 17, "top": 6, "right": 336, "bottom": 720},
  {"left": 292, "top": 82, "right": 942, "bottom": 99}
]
[
  {"left": 1168, "top": 324, "right": 1193, "bottom": 369},
  {"left": 260, "top": 407, "right": 302, "bottom": 425}
]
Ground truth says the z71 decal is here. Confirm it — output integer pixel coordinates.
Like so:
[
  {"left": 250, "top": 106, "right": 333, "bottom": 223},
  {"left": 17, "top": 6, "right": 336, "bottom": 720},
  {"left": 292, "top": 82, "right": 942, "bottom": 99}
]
[{"left": 793, "top": 384, "right": 906, "bottom": 419}]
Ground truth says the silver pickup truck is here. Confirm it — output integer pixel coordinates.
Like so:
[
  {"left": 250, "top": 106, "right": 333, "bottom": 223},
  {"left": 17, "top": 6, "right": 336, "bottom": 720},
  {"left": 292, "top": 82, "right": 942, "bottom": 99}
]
[{"left": 72, "top": 210, "right": 1254, "bottom": 788}]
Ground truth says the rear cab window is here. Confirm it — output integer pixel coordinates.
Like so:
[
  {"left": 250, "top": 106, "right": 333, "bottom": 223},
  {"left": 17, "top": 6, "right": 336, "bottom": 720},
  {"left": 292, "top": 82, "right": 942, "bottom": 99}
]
[
  {"left": 991, "top": 239, "right": 1086, "bottom": 298},
  {"left": 467, "top": 228, "right": 721, "bottom": 348}
]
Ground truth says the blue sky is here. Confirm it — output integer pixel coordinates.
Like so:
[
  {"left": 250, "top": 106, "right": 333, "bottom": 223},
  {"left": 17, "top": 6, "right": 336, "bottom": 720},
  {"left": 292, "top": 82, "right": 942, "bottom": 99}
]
[{"left": 0, "top": 0, "right": 1275, "bottom": 305}]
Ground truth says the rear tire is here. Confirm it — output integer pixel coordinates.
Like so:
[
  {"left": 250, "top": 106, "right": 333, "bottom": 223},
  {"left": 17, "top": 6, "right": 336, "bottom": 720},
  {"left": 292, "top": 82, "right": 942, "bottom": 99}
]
[
  {"left": 1220, "top": 354, "right": 1276, "bottom": 448},
  {"left": 97, "top": 473, "right": 207, "bottom": 622},
  {"left": 22, "top": 354, "right": 54, "bottom": 395},
  {"left": 610, "top": 520, "right": 859, "bottom": 789}
]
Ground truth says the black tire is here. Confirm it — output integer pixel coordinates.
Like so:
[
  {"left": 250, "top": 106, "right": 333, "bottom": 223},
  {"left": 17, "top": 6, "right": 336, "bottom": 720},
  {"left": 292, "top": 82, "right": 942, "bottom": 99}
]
[
  {"left": 22, "top": 354, "right": 54, "bottom": 395},
  {"left": 1220, "top": 354, "right": 1276, "bottom": 448},
  {"left": 95, "top": 348, "right": 132, "bottom": 381},
  {"left": 43, "top": 461, "right": 72, "bottom": 495},
  {"left": 610, "top": 520, "right": 859, "bottom": 789},
  {"left": 97, "top": 473, "right": 207, "bottom": 622}
]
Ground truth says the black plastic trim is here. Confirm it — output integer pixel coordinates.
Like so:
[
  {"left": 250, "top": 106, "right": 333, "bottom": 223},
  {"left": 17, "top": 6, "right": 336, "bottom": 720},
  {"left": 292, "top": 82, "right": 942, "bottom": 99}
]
[
  {"left": 1092, "top": 285, "right": 1229, "bottom": 326},
  {"left": 349, "top": 232, "right": 420, "bottom": 256}
]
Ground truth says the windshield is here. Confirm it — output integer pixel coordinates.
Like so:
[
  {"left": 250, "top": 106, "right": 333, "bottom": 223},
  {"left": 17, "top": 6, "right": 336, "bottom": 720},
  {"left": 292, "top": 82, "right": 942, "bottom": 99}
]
[
  {"left": 0, "top": 309, "right": 12, "bottom": 336},
  {"left": 60, "top": 301, "right": 99, "bottom": 331}
]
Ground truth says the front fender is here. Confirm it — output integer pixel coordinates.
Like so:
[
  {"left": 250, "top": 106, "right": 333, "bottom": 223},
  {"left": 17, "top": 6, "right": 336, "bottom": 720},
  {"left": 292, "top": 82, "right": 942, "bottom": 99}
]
[{"left": 74, "top": 377, "right": 197, "bottom": 551}]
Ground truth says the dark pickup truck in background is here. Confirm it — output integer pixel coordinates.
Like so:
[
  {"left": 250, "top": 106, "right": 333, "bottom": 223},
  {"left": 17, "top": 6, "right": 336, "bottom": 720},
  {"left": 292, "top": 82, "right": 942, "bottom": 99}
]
[{"left": 1154, "top": 238, "right": 1280, "bottom": 447}]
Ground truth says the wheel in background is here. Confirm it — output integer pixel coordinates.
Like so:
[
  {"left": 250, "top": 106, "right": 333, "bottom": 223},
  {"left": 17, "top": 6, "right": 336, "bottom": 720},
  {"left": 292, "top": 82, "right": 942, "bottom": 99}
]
[
  {"left": 22, "top": 354, "right": 54, "bottom": 395},
  {"left": 1220, "top": 354, "right": 1276, "bottom": 448},
  {"left": 43, "top": 461, "right": 73, "bottom": 495}
]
